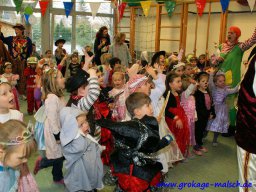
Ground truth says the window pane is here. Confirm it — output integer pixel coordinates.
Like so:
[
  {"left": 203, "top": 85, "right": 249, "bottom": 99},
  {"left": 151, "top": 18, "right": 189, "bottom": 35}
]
[
  {"left": 31, "top": 13, "right": 42, "bottom": 54},
  {"left": 53, "top": 15, "right": 72, "bottom": 53},
  {"left": 0, "top": 10, "right": 21, "bottom": 24}
]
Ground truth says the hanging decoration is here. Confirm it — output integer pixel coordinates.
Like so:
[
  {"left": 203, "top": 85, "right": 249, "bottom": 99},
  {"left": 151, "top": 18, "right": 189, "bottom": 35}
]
[
  {"left": 24, "top": 6, "right": 33, "bottom": 15},
  {"left": 89, "top": 2, "right": 101, "bottom": 18},
  {"left": 63, "top": 2, "right": 74, "bottom": 18},
  {"left": 28, "top": 14, "right": 37, "bottom": 25},
  {"left": 247, "top": 0, "right": 256, "bottom": 11},
  {"left": 220, "top": 0, "right": 230, "bottom": 13},
  {"left": 118, "top": 2, "right": 127, "bottom": 21},
  {"left": 195, "top": 0, "right": 206, "bottom": 16},
  {"left": 165, "top": 1, "right": 176, "bottom": 17},
  {"left": 24, "top": 14, "right": 30, "bottom": 24},
  {"left": 13, "top": 0, "right": 23, "bottom": 13},
  {"left": 141, "top": 1, "right": 151, "bottom": 17},
  {"left": 39, "top": 1, "right": 49, "bottom": 16}
]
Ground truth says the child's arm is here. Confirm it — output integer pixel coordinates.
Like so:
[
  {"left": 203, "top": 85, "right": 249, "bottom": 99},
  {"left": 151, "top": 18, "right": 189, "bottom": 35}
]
[
  {"left": 184, "top": 83, "right": 196, "bottom": 99},
  {"left": 57, "top": 53, "right": 68, "bottom": 71},
  {"left": 226, "top": 84, "right": 240, "bottom": 95},
  {"left": 77, "top": 69, "right": 100, "bottom": 112},
  {"left": 239, "top": 27, "right": 256, "bottom": 52}
]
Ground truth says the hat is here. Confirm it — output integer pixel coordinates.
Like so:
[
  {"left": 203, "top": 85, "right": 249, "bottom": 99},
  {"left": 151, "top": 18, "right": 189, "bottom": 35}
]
[
  {"left": 60, "top": 106, "right": 85, "bottom": 146},
  {"left": 66, "top": 69, "right": 90, "bottom": 93},
  {"left": 128, "top": 74, "right": 148, "bottom": 93},
  {"left": 55, "top": 38, "right": 66, "bottom": 46},
  {"left": 151, "top": 51, "right": 166, "bottom": 65},
  {"left": 13, "top": 23, "right": 25, "bottom": 30},
  {"left": 27, "top": 57, "right": 38, "bottom": 64},
  {"left": 4, "top": 62, "right": 12, "bottom": 66},
  {"left": 229, "top": 26, "right": 241, "bottom": 39}
]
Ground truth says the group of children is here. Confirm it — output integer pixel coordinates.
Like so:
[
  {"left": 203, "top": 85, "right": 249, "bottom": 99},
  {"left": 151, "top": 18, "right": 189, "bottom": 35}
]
[{"left": 0, "top": 46, "right": 240, "bottom": 192}]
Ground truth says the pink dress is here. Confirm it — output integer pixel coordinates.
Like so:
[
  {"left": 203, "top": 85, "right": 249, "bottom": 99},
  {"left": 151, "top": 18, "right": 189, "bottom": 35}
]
[
  {"left": 109, "top": 87, "right": 126, "bottom": 121},
  {"left": 180, "top": 92, "right": 196, "bottom": 146}
]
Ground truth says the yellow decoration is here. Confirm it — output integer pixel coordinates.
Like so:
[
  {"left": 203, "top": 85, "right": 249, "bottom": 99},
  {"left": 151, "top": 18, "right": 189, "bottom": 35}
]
[
  {"left": 225, "top": 70, "right": 232, "bottom": 85},
  {"left": 140, "top": 1, "right": 151, "bottom": 17}
]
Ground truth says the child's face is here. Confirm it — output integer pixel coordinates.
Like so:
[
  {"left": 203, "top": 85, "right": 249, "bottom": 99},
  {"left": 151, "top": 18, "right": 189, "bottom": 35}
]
[
  {"left": 114, "top": 63, "right": 121, "bottom": 68},
  {"left": 169, "top": 77, "right": 182, "bottom": 92},
  {"left": 184, "top": 66, "right": 193, "bottom": 76},
  {"left": 159, "top": 55, "right": 165, "bottom": 64},
  {"left": 58, "top": 43, "right": 64, "bottom": 48},
  {"left": 0, "top": 83, "right": 15, "bottom": 109},
  {"left": 113, "top": 75, "right": 124, "bottom": 89},
  {"left": 71, "top": 56, "right": 78, "bottom": 63},
  {"left": 198, "top": 76, "right": 209, "bottom": 91},
  {"left": 199, "top": 57, "right": 205, "bottom": 64},
  {"left": 136, "top": 82, "right": 151, "bottom": 96},
  {"left": 56, "top": 71, "right": 65, "bottom": 89},
  {"left": 97, "top": 71, "right": 104, "bottom": 86},
  {"left": 77, "top": 115, "right": 90, "bottom": 135},
  {"left": 85, "top": 47, "right": 91, "bottom": 52},
  {"left": 0, "top": 144, "right": 28, "bottom": 169},
  {"left": 134, "top": 103, "right": 153, "bottom": 119},
  {"left": 29, "top": 63, "right": 36, "bottom": 69},
  {"left": 46, "top": 52, "right": 52, "bottom": 58},
  {"left": 191, "top": 60, "right": 197, "bottom": 67},
  {"left": 215, "top": 75, "right": 226, "bottom": 88},
  {"left": 174, "top": 66, "right": 184, "bottom": 76},
  {"left": 4, "top": 65, "right": 12, "bottom": 74}
]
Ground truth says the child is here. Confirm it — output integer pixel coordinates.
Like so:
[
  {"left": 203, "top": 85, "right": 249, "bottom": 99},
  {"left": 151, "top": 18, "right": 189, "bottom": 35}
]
[
  {"left": 189, "top": 56, "right": 200, "bottom": 74},
  {"left": 0, "top": 62, "right": 20, "bottom": 110},
  {"left": 68, "top": 53, "right": 81, "bottom": 77},
  {"left": 180, "top": 77, "right": 198, "bottom": 154},
  {"left": 60, "top": 107, "right": 104, "bottom": 191},
  {"left": 164, "top": 72, "right": 190, "bottom": 157},
  {"left": 169, "top": 62, "right": 185, "bottom": 77},
  {"left": 80, "top": 46, "right": 94, "bottom": 67},
  {"left": 207, "top": 72, "right": 239, "bottom": 146},
  {"left": 194, "top": 72, "right": 215, "bottom": 154},
  {"left": 198, "top": 54, "right": 209, "bottom": 71},
  {"left": 98, "top": 53, "right": 112, "bottom": 87},
  {"left": 97, "top": 92, "right": 173, "bottom": 192},
  {"left": 54, "top": 38, "right": 67, "bottom": 76},
  {"left": 0, "top": 120, "right": 37, "bottom": 192},
  {"left": 108, "top": 57, "right": 122, "bottom": 85},
  {"left": 183, "top": 63, "right": 194, "bottom": 78},
  {"left": 109, "top": 72, "right": 126, "bottom": 121},
  {"left": 24, "top": 57, "right": 38, "bottom": 115}
]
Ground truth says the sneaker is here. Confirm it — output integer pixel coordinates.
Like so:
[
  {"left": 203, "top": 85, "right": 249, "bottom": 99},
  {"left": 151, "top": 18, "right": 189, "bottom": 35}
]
[
  {"left": 199, "top": 146, "right": 208, "bottom": 153},
  {"left": 193, "top": 149, "right": 203, "bottom": 156},
  {"left": 54, "top": 179, "right": 65, "bottom": 185},
  {"left": 33, "top": 156, "right": 42, "bottom": 175},
  {"left": 212, "top": 142, "right": 218, "bottom": 147}
]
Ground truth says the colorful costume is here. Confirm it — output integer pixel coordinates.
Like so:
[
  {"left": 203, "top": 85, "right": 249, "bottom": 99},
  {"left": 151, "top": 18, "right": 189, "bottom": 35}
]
[
  {"left": 109, "top": 87, "right": 126, "bottom": 121},
  {"left": 235, "top": 47, "right": 256, "bottom": 192}
]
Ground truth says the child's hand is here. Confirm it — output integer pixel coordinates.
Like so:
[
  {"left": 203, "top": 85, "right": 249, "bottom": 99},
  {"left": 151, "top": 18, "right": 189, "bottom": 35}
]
[
  {"left": 176, "top": 119, "right": 183, "bottom": 129},
  {"left": 82, "top": 50, "right": 94, "bottom": 71},
  {"left": 108, "top": 103, "right": 115, "bottom": 110},
  {"left": 145, "top": 65, "right": 157, "bottom": 80}
]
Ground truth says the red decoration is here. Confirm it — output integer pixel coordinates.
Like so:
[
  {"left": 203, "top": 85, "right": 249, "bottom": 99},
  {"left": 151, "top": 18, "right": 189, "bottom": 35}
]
[
  {"left": 118, "top": 2, "right": 127, "bottom": 21},
  {"left": 196, "top": 0, "right": 206, "bottom": 16},
  {"left": 39, "top": 1, "right": 49, "bottom": 16}
]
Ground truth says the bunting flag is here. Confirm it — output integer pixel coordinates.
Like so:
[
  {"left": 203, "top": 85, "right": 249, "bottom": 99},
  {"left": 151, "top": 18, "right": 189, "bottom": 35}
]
[
  {"left": 63, "top": 2, "right": 74, "bottom": 18},
  {"left": 247, "top": 0, "right": 256, "bottom": 11},
  {"left": 118, "top": 2, "right": 127, "bottom": 21},
  {"left": 140, "top": 1, "right": 151, "bottom": 17},
  {"left": 165, "top": 1, "right": 176, "bottom": 17},
  {"left": 24, "top": 14, "right": 30, "bottom": 24},
  {"left": 13, "top": 0, "right": 23, "bottom": 13},
  {"left": 24, "top": 6, "right": 33, "bottom": 15},
  {"left": 195, "top": 0, "right": 206, "bottom": 16},
  {"left": 39, "top": 1, "right": 49, "bottom": 16},
  {"left": 89, "top": 2, "right": 101, "bottom": 18},
  {"left": 220, "top": 0, "right": 230, "bottom": 13}
]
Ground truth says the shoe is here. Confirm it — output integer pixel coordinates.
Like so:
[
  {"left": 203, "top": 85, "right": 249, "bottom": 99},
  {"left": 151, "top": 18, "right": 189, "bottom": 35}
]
[
  {"left": 54, "top": 179, "right": 65, "bottom": 185},
  {"left": 199, "top": 146, "right": 208, "bottom": 153},
  {"left": 33, "top": 156, "right": 42, "bottom": 175},
  {"left": 212, "top": 142, "right": 218, "bottom": 147},
  {"left": 193, "top": 149, "right": 203, "bottom": 156}
]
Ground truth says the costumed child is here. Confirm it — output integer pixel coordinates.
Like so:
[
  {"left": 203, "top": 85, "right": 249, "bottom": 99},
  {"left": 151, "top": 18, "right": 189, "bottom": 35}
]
[
  {"left": 0, "top": 120, "right": 37, "bottom": 192},
  {"left": 207, "top": 71, "right": 239, "bottom": 146},
  {"left": 68, "top": 53, "right": 81, "bottom": 77},
  {"left": 193, "top": 72, "right": 215, "bottom": 155},
  {"left": 108, "top": 57, "right": 122, "bottom": 86},
  {"left": 0, "top": 62, "right": 20, "bottom": 110},
  {"left": 97, "top": 92, "right": 174, "bottom": 192},
  {"left": 183, "top": 63, "right": 194, "bottom": 78},
  {"left": 98, "top": 53, "right": 112, "bottom": 87},
  {"left": 60, "top": 107, "right": 104, "bottom": 191},
  {"left": 180, "top": 77, "right": 198, "bottom": 155},
  {"left": 109, "top": 72, "right": 126, "bottom": 121},
  {"left": 54, "top": 38, "right": 67, "bottom": 76},
  {"left": 164, "top": 72, "right": 190, "bottom": 157},
  {"left": 24, "top": 57, "right": 38, "bottom": 115},
  {"left": 168, "top": 62, "right": 185, "bottom": 77},
  {"left": 197, "top": 54, "right": 209, "bottom": 72}
]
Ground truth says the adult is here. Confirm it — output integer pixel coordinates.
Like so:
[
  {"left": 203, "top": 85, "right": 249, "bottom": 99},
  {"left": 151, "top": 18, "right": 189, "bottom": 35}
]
[
  {"left": 0, "top": 23, "right": 32, "bottom": 96},
  {"left": 109, "top": 32, "right": 131, "bottom": 67},
  {"left": 94, "top": 26, "right": 111, "bottom": 66},
  {"left": 54, "top": 38, "right": 67, "bottom": 76},
  {"left": 218, "top": 26, "right": 256, "bottom": 134},
  {"left": 235, "top": 47, "right": 256, "bottom": 192}
]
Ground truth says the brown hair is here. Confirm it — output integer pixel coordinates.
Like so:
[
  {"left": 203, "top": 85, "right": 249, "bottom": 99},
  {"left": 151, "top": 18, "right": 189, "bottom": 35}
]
[
  {"left": 125, "top": 92, "right": 151, "bottom": 117},
  {"left": 41, "top": 69, "right": 64, "bottom": 100},
  {"left": 0, "top": 120, "right": 36, "bottom": 166},
  {"left": 165, "top": 72, "right": 180, "bottom": 92},
  {"left": 114, "top": 32, "right": 126, "bottom": 45},
  {"left": 213, "top": 73, "right": 225, "bottom": 84}
]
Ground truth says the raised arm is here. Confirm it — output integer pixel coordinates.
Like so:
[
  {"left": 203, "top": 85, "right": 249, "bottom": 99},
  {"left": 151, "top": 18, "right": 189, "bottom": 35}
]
[{"left": 239, "top": 28, "right": 256, "bottom": 52}]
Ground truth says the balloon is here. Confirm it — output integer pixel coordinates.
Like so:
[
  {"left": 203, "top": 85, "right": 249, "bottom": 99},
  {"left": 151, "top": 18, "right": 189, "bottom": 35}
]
[
  {"left": 28, "top": 14, "right": 37, "bottom": 25},
  {"left": 24, "top": 6, "right": 33, "bottom": 15}
]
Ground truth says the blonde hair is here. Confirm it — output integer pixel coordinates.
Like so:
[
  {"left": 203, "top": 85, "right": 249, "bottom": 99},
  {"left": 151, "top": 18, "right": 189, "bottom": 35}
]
[
  {"left": 100, "top": 53, "right": 112, "bottom": 65},
  {"left": 114, "top": 32, "right": 126, "bottom": 45},
  {"left": 112, "top": 72, "right": 125, "bottom": 85},
  {"left": 41, "top": 69, "right": 64, "bottom": 100},
  {"left": 0, "top": 120, "right": 36, "bottom": 166}
]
